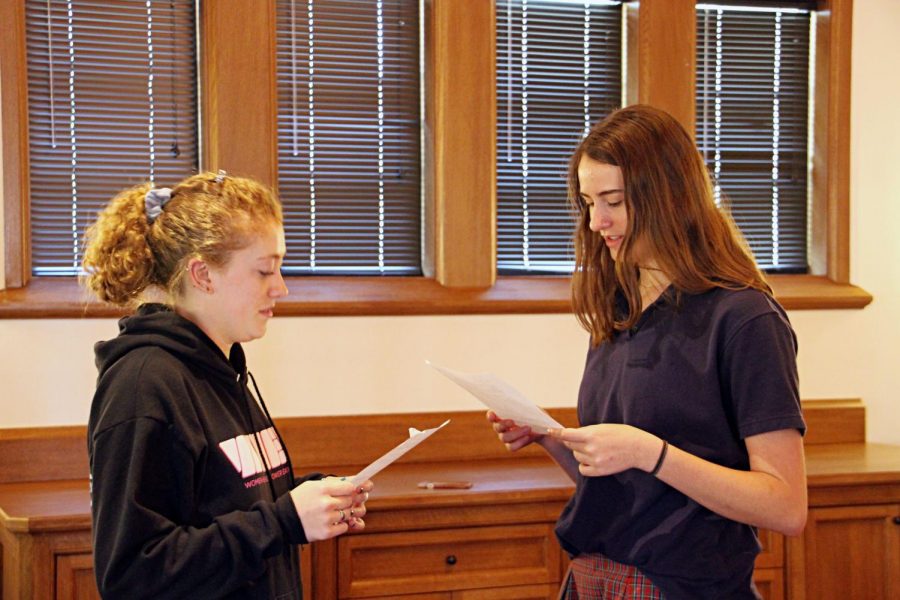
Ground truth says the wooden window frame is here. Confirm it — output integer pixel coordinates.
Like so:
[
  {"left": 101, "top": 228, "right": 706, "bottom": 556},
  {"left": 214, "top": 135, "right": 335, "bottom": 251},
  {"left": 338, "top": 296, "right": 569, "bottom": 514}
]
[{"left": 0, "top": 0, "right": 871, "bottom": 318}]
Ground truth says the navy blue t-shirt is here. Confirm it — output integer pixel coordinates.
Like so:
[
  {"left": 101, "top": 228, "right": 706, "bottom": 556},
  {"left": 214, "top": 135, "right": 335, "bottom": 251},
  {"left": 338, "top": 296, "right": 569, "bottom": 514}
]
[{"left": 555, "top": 287, "right": 805, "bottom": 600}]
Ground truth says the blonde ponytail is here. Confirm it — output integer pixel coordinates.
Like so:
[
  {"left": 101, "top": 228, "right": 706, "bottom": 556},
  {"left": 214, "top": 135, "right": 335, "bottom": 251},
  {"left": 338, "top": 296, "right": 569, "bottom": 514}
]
[{"left": 82, "top": 183, "right": 156, "bottom": 306}]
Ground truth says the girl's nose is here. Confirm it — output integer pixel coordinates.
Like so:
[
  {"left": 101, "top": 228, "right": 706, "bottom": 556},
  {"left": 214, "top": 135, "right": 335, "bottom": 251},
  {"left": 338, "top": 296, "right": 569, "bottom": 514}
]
[
  {"left": 272, "top": 271, "right": 289, "bottom": 298},
  {"left": 589, "top": 206, "right": 610, "bottom": 232}
]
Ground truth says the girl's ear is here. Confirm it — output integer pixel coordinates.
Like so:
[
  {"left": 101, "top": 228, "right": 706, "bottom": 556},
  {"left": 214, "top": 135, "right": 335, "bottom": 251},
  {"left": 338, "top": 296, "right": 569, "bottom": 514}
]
[{"left": 186, "top": 257, "right": 213, "bottom": 294}]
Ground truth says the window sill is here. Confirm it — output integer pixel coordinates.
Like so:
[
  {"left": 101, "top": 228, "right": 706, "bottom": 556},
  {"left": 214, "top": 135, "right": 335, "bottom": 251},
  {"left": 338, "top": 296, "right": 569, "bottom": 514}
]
[
  {"left": 0, "top": 276, "right": 572, "bottom": 319},
  {"left": 0, "top": 274, "right": 872, "bottom": 319},
  {"left": 768, "top": 274, "right": 873, "bottom": 310}
]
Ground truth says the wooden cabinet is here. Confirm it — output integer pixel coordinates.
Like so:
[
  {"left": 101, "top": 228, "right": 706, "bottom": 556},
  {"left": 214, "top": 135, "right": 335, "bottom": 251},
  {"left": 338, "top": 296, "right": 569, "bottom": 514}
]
[
  {"left": 337, "top": 524, "right": 560, "bottom": 598},
  {"left": 347, "top": 584, "right": 561, "bottom": 600},
  {"left": 796, "top": 504, "right": 900, "bottom": 600},
  {"left": 0, "top": 529, "right": 96, "bottom": 600},
  {"left": 3, "top": 405, "right": 900, "bottom": 600},
  {"left": 303, "top": 457, "right": 572, "bottom": 600},
  {"left": 55, "top": 553, "right": 100, "bottom": 600},
  {"left": 753, "top": 528, "right": 786, "bottom": 600},
  {"left": 786, "top": 440, "right": 900, "bottom": 600},
  {"left": 330, "top": 516, "right": 788, "bottom": 600},
  {"left": 753, "top": 567, "right": 785, "bottom": 600}
]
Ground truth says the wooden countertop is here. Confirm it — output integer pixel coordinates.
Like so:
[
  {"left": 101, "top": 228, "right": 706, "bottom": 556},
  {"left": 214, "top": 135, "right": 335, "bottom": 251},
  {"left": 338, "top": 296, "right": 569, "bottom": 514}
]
[
  {"left": 805, "top": 443, "right": 900, "bottom": 484},
  {"left": 0, "top": 479, "right": 92, "bottom": 533},
  {"left": 3, "top": 443, "right": 900, "bottom": 534},
  {"left": 0, "top": 458, "right": 573, "bottom": 534}
]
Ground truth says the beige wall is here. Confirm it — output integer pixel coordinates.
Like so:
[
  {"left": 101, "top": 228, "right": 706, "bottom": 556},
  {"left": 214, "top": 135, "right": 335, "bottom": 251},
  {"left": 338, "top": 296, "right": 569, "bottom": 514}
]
[{"left": 1, "top": 1, "right": 898, "bottom": 445}]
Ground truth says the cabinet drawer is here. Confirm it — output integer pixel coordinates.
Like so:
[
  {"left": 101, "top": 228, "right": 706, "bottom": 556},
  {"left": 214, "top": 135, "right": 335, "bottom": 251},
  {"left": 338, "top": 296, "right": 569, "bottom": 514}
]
[
  {"left": 753, "top": 567, "right": 784, "bottom": 600},
  {"left": 754, "top": 528, "right": 784, "bottom": 569},
  {"left": 56, "top": 553, "right": 100, "bottom": 600},
  {"left": 338, "top": 523, "right": 561, "bottom": 598}
]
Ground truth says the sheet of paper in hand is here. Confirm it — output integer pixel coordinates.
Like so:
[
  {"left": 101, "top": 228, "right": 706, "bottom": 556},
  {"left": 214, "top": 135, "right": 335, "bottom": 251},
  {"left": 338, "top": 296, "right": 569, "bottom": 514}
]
[
  {"left": 426, "top": 361, "right": 563, "bottom": 434},
  {"left": 351, "top": 419, "right": 451, "bottom": 486}
]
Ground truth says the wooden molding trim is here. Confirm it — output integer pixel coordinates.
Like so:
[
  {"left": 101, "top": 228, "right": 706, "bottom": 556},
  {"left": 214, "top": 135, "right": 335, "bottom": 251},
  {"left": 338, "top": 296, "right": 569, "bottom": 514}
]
[
  {"left": 426, "top": 0, "right": 497, "bottom": 289},
  {"left": 0, "top": 275, "right": 573, "bottom": 318},
  {"left": 768, "top": 274, "right": 871, "bottom": 310},
  {"left": 825, "top": 0, "right": 853, "bottom": 284},
  {"left": 0, "top": 0, "right": 30, "bottom": 289},
  {"left": 1, "top": 1, "right": 867, "bottom": 316},
  {"left": 811, "top": 0, "right": 853, "bottom": 283},
  {"left": 200, "top": 0, "right": 278, "bottom": 187},
  {"left": 0, "top": 273, "right": 871, "bottom": 318},
  {"left": 0, "top": 399, "right": 865, "bottom": 485},
  {"left": 635, "top": 0, "right": 697, "bottom": 133}
]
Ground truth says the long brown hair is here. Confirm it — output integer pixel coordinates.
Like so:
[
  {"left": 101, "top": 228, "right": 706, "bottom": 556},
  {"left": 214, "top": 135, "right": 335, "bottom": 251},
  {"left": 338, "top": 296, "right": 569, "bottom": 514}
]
[
  {"left": 569, "top": 105, "right": 770, "bottom": 346},
  {"left": 82, "top": 172, "right": 283, "bottom": 306}
]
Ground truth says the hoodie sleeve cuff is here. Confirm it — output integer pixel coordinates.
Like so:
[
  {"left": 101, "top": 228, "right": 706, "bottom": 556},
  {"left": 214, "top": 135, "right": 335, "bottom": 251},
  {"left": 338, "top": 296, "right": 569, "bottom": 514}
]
[
  {"left": 275, "top": 492, "right": 309, "bottom": 545},
  {"left": 296, "top": 471, "right": 328, "bottom": 483}
]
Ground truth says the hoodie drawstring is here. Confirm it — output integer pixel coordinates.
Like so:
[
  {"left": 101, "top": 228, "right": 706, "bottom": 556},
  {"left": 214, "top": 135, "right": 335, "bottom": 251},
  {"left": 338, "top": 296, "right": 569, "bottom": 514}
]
[
  {"left": 248, "top": 371, "right": 297, "bottom": 489},
  {"left": 237, "top": 372, "right": 278, "bottom": 502}
]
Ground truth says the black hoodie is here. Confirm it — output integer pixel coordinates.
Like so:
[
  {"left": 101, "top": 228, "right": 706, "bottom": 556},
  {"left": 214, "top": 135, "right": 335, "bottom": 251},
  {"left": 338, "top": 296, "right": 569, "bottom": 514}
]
[{"left": 88, "top": 304, "right": 320, "bottom": 599}]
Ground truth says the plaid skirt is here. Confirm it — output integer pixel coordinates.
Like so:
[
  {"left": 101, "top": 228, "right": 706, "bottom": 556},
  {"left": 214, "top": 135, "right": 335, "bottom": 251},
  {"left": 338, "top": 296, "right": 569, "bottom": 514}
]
[{"left": 558, "top": 553, "right": 663, "bottom": 600}]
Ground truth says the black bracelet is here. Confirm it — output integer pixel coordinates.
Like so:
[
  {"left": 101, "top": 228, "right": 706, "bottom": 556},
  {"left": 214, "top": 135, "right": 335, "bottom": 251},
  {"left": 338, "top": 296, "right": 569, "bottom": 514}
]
[{"left": 649, "top": 439, "right": 669, "bottom": 477}]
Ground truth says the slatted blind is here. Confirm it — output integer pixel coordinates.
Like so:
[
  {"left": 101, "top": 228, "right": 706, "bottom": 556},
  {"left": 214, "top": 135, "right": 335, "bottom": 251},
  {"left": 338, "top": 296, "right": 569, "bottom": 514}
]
[
  {"left": 275, "top": 0, "right": 421, "bottom": 275},
  {"left": 26, "top": 0, "right": 198, "bottom": 276},
  {"left": 496, "top": 0, "right": 622, "bottom": 274},
  {"left": 696, "top": 2, "right": 812, "bottom": 273}
]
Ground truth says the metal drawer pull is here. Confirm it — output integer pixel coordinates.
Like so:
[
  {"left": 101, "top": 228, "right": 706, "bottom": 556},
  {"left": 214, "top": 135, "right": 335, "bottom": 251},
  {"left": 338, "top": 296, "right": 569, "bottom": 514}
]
[{"left": 445, "top": 554, "right": 457, "bottom": 565}]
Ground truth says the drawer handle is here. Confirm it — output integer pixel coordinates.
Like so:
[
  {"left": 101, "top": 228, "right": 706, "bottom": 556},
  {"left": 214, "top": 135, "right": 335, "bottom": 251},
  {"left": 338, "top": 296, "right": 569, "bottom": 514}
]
[
  {"left": 445, "top": 554, "right": 457, "bottom": 566},
  {"left": 893, "top": 516, "right": 900, "bottom": 525}
]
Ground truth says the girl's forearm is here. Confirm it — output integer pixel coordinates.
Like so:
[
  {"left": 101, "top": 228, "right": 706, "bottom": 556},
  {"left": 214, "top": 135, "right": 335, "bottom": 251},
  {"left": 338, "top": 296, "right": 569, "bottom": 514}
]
[{"left": 654, "top": 436, "right": 807, "bottom": 536}]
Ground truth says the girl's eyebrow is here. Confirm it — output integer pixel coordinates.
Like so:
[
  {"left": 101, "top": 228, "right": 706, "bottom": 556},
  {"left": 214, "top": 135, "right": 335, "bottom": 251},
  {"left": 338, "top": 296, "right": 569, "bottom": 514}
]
[{"left": 580, "top": 189, "right": 624, "bottom": 198}]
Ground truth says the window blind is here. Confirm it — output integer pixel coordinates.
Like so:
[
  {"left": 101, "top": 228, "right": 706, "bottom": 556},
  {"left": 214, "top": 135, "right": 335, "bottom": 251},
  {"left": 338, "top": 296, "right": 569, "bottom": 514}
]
[
  {"left": 496, "top": 0, "right": 622, "bottom": 275},
  {"left": 696, "top": 2, "right": 812, "bottom": 273},
  {"left": 26, "top": 0, "right": 198, "bottom": 276},
  {"left": 275, "top": 0, "right": 421, "bottom": 275}
]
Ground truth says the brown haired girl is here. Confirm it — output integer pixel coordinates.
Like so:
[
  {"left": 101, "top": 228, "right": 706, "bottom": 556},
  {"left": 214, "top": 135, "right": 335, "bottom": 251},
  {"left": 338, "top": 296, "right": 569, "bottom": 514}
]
[
  {"left": 488, "top": 106, "right": 807, "bottom": 599},
  {"left": 84, "top": 172, "right": 372, "bottom": 599}
]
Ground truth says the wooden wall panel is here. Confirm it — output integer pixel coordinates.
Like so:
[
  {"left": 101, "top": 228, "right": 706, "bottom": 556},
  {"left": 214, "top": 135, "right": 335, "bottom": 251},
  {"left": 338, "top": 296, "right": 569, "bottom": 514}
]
[
  {"left": 0, "top": 426, "right": 88, "bottom": 485},
  {"left": 0, "top": 400, "right": 864, "bottom": 484},
  {"left": 802, "top": 398, "right": 865, "bottom": 445}
]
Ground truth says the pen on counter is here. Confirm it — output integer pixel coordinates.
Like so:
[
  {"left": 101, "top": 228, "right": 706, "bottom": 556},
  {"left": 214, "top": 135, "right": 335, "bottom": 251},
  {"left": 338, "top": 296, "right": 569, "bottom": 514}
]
[{"left": 417, "top": 481, "right": 473, "bottom": 490}]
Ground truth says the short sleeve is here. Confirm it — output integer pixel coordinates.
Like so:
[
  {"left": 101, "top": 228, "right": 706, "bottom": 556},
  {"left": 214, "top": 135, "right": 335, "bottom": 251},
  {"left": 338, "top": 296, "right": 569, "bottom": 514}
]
[{"left": 720, "top": 311, "right": 806, "bottom": 439}]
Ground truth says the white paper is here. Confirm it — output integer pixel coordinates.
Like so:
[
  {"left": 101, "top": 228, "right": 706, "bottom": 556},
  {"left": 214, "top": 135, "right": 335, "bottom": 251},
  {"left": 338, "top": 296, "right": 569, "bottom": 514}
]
[
  {"left": 426, "top": 361, "right": 563, "bottom": 434},
  {"left": 351, "top": 419, "right": 450, "bottom": 485}
]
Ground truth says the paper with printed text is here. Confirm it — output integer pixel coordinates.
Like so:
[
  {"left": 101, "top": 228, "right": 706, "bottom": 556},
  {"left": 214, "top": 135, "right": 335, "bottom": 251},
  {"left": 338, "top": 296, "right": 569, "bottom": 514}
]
[
  {"left": 351, "top": 419, "right": 451, "bottom": 485},
  {"left": 426, "top": 361, "right": 563, "bottom": 434}
]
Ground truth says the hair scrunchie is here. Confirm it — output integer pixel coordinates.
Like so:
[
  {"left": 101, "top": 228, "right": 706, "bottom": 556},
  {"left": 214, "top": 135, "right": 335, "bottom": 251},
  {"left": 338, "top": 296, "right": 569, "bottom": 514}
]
[{"left": 145, "top": 187, "right": 173, "bottom": 223}]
